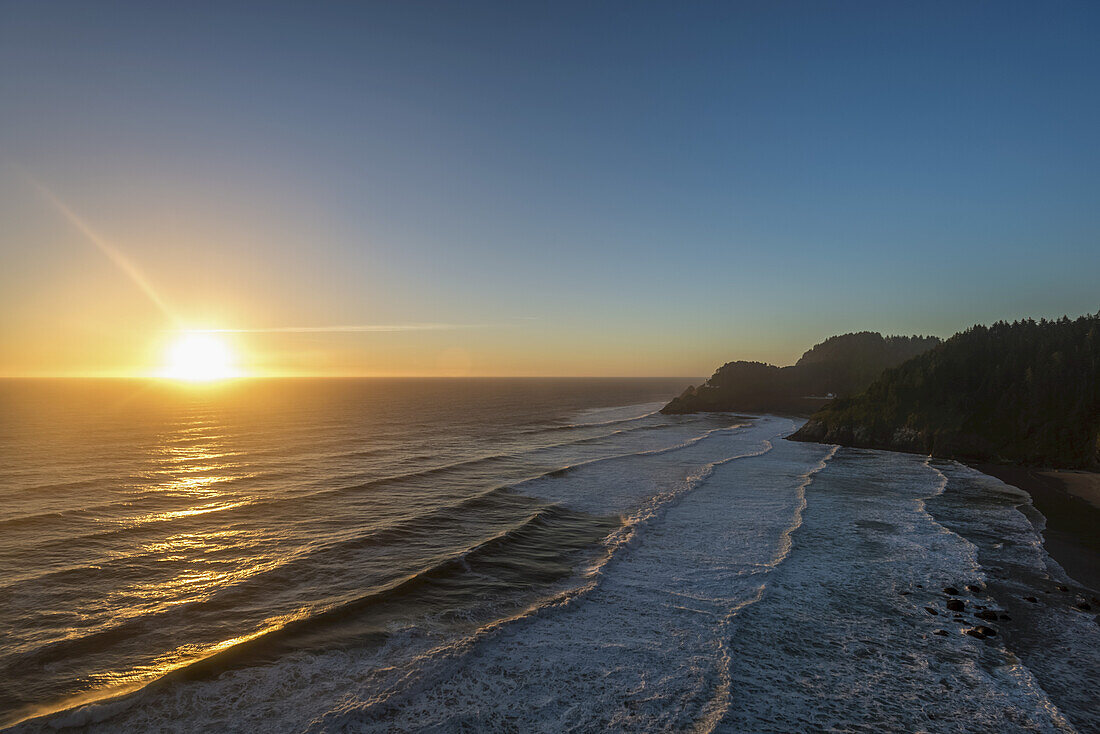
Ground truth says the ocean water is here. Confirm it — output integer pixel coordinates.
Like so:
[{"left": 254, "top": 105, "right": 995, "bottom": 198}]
[{"left": 0, "top": 379, "right": 1096, "bottom": 732}]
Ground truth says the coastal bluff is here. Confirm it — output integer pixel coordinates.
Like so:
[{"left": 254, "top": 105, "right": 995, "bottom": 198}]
[
  {"left": 662, "top": 332, "right": 939, "bottom": 416},
  {"left": 790, "top": 314, "right": 1100, "bottom": 470}
]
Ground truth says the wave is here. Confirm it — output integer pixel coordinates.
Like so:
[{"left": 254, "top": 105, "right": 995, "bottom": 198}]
[
  {"left": 0, "top": 417, "right": 751, "bottom": 624},
  {"left": 917, "top": 458, "right": 982, "bottom": 579},
  {"left": 519, "top": 404, "right": 667, "bottom": 434},
  {"left": 766, "top": 443, "right": 839, "bottom": 570},
  {"left": 0, "top": 482, "right": 528, "bottom": 622},
  {"left": 6, "top": 418, "right": 774, "bottom": 732},
  {"left": 13, "top": 417, "right": 1099, "bottom": 733},
  {"left": 1, "top": 417, "right": 715, "bottom": 565},
  {"left": 8, "top": 412, "right": 801, "bottom": 733},
  {"left": 508, "top": 421, "right": 748, "bottom": 489},
  {"left": 2, "top": 498, "right": 616, "bottom": 731},
  {"left": 300, "top": 429, "right": 787, "bottom": 730},
  {"left": 927, "top": 462, "right": 1098, "bottom": 731},
  {"left": 689, "top": 439, "right": 837, "bottom": 734}
]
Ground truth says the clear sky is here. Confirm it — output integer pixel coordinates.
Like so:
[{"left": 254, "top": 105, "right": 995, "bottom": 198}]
[{"left": 2, "top": 1, "right": 1098, "bottom": 377}]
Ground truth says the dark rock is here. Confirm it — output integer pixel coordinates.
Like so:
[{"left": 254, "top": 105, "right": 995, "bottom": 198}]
[
  {"left": 915, "top": 584, "right": 923, "bottom": 588},
  {"left": 943, "top": 587, "right": 960, "bottom": 596},
  {"left": 933, "top": 630, "right": 949, "bottom": 636},
  {"left": 963, "top": 625, "right": 998, "bottom": 640},
  {"left": 1056, "top": 585, "right": 1068, "bottom": 592},
  {"left": 946, "top": 599, "right": 965, "bottom": 612},
  {"left": 1075, "top": 601, "right": 1092, "bottom": 611},
  {"left": 924, "top": 607, "right": 938, "bottom": 616},
  {"left": 899, "top": 590, "right": 910, "bottom": 596},
  {"left": 1025, "top": 596, "right": 1038, "bottom": 603},
  {"left": 965, "top": 584, "right": 982, "bottom": 593},
  {"left": 976, "top": 610, "right": 999, "bottom": 622}
]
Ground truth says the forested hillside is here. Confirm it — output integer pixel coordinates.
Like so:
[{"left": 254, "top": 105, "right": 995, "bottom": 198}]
[
  {"left": 662, "top": 332, "right": 939, "bottom": 414},
  {"left": 792, "top": 314, "right": 1100, "bottom": 468}
]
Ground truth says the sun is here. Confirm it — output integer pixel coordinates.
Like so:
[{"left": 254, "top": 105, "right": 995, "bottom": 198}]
[{"left": 160, "top": 333, "right": 242, "bottom": 381}]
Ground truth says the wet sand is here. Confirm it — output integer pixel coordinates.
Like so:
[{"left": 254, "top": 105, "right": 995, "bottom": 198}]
[
  {"left": 972, "top": 464, "right": 1100, "bottom": 593},
  {"left": 1044, "top": 469, "right": 1100, "bottom": 510}
]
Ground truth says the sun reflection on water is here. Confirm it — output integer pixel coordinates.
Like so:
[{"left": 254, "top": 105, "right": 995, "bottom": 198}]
[{"left": 114, "top": 417, "right": 269, "bottom": 606}]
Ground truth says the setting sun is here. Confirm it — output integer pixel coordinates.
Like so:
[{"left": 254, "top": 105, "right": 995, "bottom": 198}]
[
  {"left": 4, "top": 4, "right": 1100, "bottom": 731},
  {"left": 160, "top": 333, "right": 242, "bottom": 381}
]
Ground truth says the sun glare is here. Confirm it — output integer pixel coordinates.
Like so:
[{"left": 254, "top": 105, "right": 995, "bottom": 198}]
[{"left": 161, "top": 333, "right": 242, "bottom": 382}]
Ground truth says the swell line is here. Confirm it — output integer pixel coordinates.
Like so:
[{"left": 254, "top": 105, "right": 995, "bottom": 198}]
[
  {"left": 0, "top": 422, "right": 749, "bottom": 594},
  {"left": 3, "top": 420, "right": 761, "bottom": 728},
  {"left": 918, "top": 458, "right": 979, "bottom": 572},
  {"left": 305, "top": 434, "right": 782, "bottom": 730},
  {"left": 1, "top": 502, "right": 584, "bottom": 731},
  {"left": 692, "top": 584, "right": 767, "bottom": 734},
  {"left": 0, "top": 418, "right": 702, "bottom": 562},
  {"left": 534, "top": 406, "right": 665, "bottom": 432},
  {"left": 13, "top": 418, "right": 774, "bottom": 732},
  {"left": 692, "top": 439, "right": 837, "bottom": 734},
  {"left": 768, "top": 443, "right": 839, "bottom": 570}
]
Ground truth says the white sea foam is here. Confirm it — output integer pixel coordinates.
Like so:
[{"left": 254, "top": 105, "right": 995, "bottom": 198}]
[
  {"left": 717, "top": 450, "right": 1078, "bottom": 732},
  {"left": 14, "top": 417, "right": 1099, "bottom": 733},
  {"left": 556, "top": 401, "right": 668, "bottom": 428},
  {"left": 926, "top": 462, "right": 1098, "bottom": 731}
]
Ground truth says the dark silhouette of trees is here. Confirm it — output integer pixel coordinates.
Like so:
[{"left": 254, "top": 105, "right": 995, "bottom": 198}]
[
  {"left": 793, "top": 314, "right": 1100, "bottom": 468},
  {"left": 662, "top": 332, "right": 940, "bottom": 414}
]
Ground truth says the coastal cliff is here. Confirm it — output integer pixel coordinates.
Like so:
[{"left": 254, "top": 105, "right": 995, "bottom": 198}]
[
  {"left": 662, "top": 332, "right": 939, "bottom": 415},
  {"left": 791, "top": 314, "right": 1100, "bottom": 469}
]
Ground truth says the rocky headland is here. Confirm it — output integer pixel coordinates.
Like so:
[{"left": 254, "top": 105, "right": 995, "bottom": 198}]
[
  {"left": 662, "top": 332, "right": 939, "bottom": 415},
  {"left": 790, "top": 314, "right": 1100, "bottom": 470}
]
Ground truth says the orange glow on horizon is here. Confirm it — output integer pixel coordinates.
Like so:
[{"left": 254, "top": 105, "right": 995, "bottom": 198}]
[{"left": 159, "top": 333, "right": 244, "bottom": 382}]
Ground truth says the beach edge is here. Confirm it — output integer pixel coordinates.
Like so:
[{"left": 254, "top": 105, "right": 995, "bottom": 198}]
[{"left": 969, "top": 463, "right": 1100, "bottom": 593}]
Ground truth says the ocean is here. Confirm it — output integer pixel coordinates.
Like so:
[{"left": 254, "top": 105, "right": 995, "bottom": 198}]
[{"left": 0, "top": 378, "right": 1096, "bottom": 732}]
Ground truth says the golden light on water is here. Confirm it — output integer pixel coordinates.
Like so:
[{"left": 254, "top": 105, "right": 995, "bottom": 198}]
[{"left": 160, "top": 333, "right": 243, "bottom": 382}]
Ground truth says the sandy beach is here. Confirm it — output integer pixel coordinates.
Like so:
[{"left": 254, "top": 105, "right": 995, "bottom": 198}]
[
  {"left": 1044, "top": 469, "right": 1100, "bottom": 510},
  {"left": 972, "top": 464, "right": 1100, "bottom": 593}
]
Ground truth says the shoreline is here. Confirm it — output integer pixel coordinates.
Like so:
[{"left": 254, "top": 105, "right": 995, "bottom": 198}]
[{"left": 970, "top": 463, "right": 1100, "bottom": 593}]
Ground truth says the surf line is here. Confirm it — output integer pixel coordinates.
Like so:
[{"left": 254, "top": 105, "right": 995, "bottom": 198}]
[
  {"left": 692, "top": 441, "right": 838, "bottom": 734},
  {"left": 311, "top": 436, "right": 784, "bottom": 726}
]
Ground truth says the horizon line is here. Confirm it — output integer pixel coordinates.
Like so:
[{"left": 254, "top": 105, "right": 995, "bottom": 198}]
[
  {"left": 0, "top": 374, "right": 703, "bottom": 381},
  {"left": 185, "top": 323, "right": 491, "bottom": 333}
]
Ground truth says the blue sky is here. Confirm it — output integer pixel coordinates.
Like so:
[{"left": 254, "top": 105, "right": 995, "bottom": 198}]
[{"left": 2, "top": 1, "right": 1098, "bottom": 375}]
